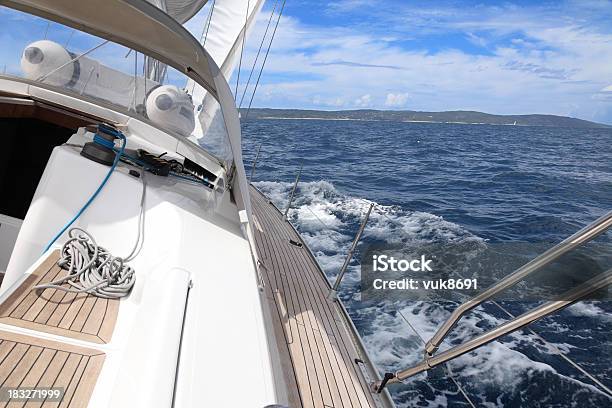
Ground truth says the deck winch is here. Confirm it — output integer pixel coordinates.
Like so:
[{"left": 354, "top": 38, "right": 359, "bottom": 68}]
[{"left": 81, "top": 123, "right": 123, "bottom": 165}]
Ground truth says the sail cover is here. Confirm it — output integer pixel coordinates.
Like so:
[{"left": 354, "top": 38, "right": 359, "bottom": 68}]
[
  {"left": 146, "top": 0, "right": 209, "bottom": 23},
  {"left": 188, "top": 0, "right": 265, "bottom": 139}
]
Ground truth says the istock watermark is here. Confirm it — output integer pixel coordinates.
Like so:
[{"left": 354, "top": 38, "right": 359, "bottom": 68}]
[
  {"left": 364, "top": 247, "right": 479, "bottom": 301},
  {"left": 360, "top": 242, "right": 612, "bottom": 302},
  {"left": 372, "top": 254, "right": 433, "bottom": 272}
]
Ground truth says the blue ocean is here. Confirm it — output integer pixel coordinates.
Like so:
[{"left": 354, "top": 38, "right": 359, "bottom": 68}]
[{"left": 242, "top": 119, "right": 612, "bottom": 407}]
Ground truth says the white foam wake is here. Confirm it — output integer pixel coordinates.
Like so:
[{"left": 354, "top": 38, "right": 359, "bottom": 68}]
[{"left": 254, "top": 180, "right": 483, "bottom": 282}]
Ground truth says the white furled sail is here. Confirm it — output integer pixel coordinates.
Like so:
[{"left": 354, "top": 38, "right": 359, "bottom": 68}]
[
  {"left": 188, "top": 0, "right": 266, "bottom": 142},
  {"left": 146, "top": 0, "right": 209, "bottom": 23}
]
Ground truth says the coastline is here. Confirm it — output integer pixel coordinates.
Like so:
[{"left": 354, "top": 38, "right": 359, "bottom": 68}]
[{"left": 252, "top": 116, "right": 539, "bottom": 126}]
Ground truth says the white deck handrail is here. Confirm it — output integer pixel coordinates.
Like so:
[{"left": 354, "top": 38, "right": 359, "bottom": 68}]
[
  {"left": 373, "top": 266, "right": 612, "bottom": 392},
  {"left": 424, "top": 210, "right": 612, "bottom": 356},
  {"left": 371, "top": 210, "right": 612, "bottom": 392}
]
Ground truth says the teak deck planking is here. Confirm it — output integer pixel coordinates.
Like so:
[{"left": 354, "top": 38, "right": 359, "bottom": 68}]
[
  {"left": 250, "top": 185, "right": 385, "bottom": 408},
  {"left": 0, "top": 251, "right": 118, "bottom": 345}
]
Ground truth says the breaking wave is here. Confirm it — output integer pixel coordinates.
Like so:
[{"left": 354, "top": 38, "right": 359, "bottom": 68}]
[{"left": 255, "top": 179, "right": 483, "bottom": 281}]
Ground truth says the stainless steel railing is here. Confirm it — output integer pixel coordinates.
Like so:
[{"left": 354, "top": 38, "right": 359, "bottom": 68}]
[
  {"left": 283, "top": 164, "right": 303, "bottom": 220},
  {"left": 372, "top": 210, "right": 612, "bottom": 392},
  {"left": 373, "top": 267, "right": 612, "bottom": 391},
  {"left": 424, "top": 210, "right": 612, "bottom": 356},
  {"left": 329, "top": 202, "right": 374, "bottom": 300}
]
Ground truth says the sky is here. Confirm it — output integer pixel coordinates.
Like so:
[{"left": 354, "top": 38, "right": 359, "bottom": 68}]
[
  {"left": 224, "top": 0, "right": 612, "bottom": 124},
  {"left": 1, "top": 1, "right": 612, "bottom": 124}
]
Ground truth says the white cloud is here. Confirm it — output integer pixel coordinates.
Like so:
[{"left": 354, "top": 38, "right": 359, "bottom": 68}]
[
  {"left": 232, "top": 1, "right": 612, "bottom": 123},
  {"left": 385, "top": 93, "right": 409, "bottom": 107},
  {"left": 354, "top": 94, "right": 372, "bottom": 107},
  {"left": 326, "top": 0, "right": 371, "bottom": 13},
  {"left": 601, "top": 85, "right": 612, "bottom": 92}
]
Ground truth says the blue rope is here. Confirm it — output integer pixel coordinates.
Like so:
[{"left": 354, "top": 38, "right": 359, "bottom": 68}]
[
  {"left": 93, "top": 134, "right": 115, "bottom": 149},
  {"left": 43, "top": 130, "right": 127, "bottom": 253}
]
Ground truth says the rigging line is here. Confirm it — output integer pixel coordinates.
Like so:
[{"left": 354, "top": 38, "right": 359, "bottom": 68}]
[
  {"left": 143, "top": 56, "right": 147, "bottom": 106},
  {"left": 133, "top": 50, "right": 138, "bottom": 111},
  {"left": 190, "top": 1, "right": 215, "bottom": 97},
  {"left": 234, "top": 0, "right": 250, "bottom": 102},
  {"left": 191, "top": 0, "right": 217, "bottom": 94},
  {"left": 490, "top": 299, "right": 612, "bottom": 398},
  {"left": 304, "top": 205, "right": 332, "bottom": 230},
  {"left": 239, "top": 0, "right": 280, "bottom": 109},
  {"left": 64, "top": 29, "right": 75, "bottom": 48},
  {"left": 143, "top": 58, "right": 147, "bottom": 96},
  {"left": 398, "top": 310, "right": 477, "bottom": 408},
  {"left": 244, "top": 0, "right": 287, "bottom": 120},
  {"left": 38, "top": 40, "right": 109, "bottom": 81},
  {"left": 201, "top": 0, "right": 217, "bottom": 46}
]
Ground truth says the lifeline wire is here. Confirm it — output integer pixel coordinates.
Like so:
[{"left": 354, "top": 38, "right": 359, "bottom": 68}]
[
  {"left": 277, "top": 181, "right": 474, "bottom": 404},
  {"left": 490, "top": 300, "right": 612, "bottom": 397},
  {"left": 397, "top": 310, "right": 477, "bottom": 408},
  {"left": 279, "top": 183, "right": 609, "bottom": 398}
]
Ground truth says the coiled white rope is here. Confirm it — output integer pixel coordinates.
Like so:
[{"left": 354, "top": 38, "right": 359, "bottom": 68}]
[{"left": 33, "top": 228, "right": 136, "bottom": 298}]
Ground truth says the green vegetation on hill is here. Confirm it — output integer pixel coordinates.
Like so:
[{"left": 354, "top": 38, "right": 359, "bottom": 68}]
[{"left": 240, "top": 108, "right": 610, "bottom": 128}]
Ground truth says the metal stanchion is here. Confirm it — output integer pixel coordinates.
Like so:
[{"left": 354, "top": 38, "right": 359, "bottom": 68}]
[
  {"left": 329, "top": 203, "right": 374, "bottom": 300},
  {"left": 283, "top": 164, "right": 302, "bottom": 220}
]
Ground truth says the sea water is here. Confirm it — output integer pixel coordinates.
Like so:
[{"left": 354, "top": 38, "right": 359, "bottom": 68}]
[{"left": 242, "top": 119, "right": 612, "bottom": 407}]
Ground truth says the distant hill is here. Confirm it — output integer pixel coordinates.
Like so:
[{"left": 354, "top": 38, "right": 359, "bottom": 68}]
[{"left": 240, "top": 108, "right": 610, "bottom": 128}]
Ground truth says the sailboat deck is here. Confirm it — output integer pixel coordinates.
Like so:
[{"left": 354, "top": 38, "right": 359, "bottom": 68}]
[{"left": 250, "top": 185, "right": 392, "bottom": 408}]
